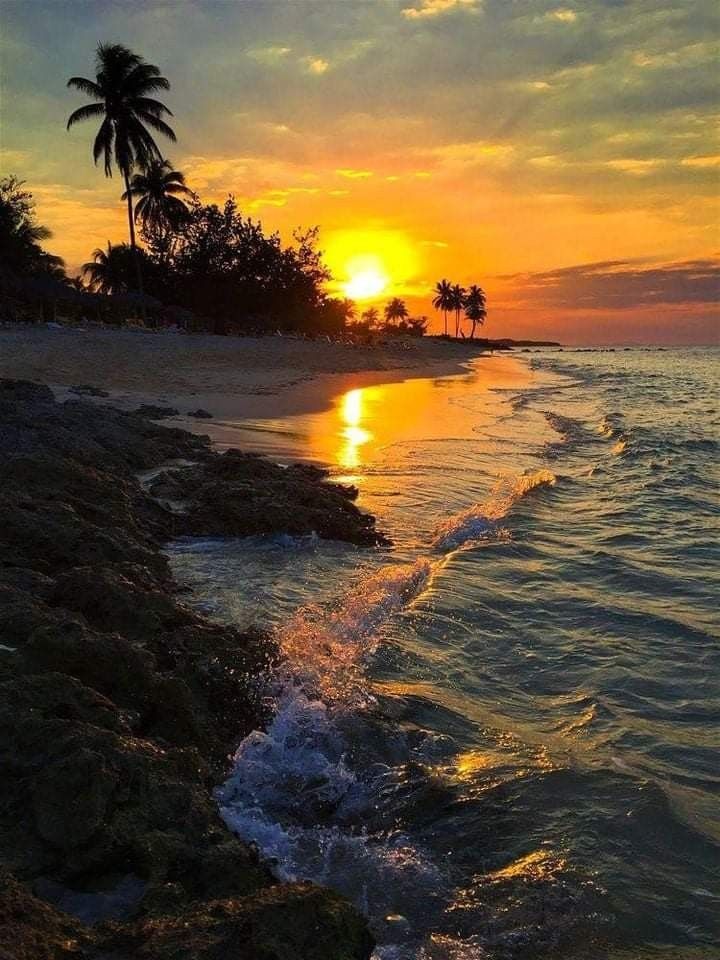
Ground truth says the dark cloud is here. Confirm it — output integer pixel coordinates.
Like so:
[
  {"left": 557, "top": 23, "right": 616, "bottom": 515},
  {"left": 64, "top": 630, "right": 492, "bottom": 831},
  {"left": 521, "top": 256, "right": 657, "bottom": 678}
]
[{"left": 505, "top": 258, "right": 720, "bottom": 308}]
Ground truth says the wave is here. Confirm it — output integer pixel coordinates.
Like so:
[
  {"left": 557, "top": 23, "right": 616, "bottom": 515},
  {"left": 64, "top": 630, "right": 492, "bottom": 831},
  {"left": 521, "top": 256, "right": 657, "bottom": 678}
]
[{"left": 431, "top": 469, "right": 557, "bottom": 551}]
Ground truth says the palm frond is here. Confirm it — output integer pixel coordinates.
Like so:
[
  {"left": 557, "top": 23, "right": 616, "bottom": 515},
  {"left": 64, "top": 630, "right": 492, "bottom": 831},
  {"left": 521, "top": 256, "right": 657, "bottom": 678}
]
[
  {"left": 66, "top": 102, "right": 105, "bottom": 130},
  {"left": 66, "top": 76, "right": 102, "bottom": 98},
  {"left": 136, "top": 112, "right": 177, "bottom": 141}
]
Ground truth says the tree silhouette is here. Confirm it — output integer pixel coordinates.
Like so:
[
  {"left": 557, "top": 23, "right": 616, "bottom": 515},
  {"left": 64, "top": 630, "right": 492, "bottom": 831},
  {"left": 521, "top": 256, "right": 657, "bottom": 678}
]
[
  {"left": 384, "top": 297, "right": 408, "bottom": 326},
  {"left": 67, "top": 44, "right": 176, "bottom": 308},
  {"left": 463, "top": 284, "right": 487, "bottom": 339},
  {"left": 432, "top": 279, "right": 454, "bottom": 336},
  {"left": 122, "top": 158, "right": 192, "bottom": 249},
  {"left": 0, "top": 176, "right": 65, "bottom": 280},
  {"left": 82, "top": 241, "right": 136, "bottom": 294},
  {"left": 361, "top": 306, "right": 379, "bottom": 328},
  {"left": 450, "top": 283, "right": 466, "bottom": 338}
]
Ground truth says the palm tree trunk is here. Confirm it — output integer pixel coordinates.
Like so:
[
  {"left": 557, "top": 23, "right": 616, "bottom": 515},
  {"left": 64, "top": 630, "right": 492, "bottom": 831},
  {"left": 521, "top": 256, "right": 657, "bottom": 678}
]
[
  {"left": 444, "top": 310, "right": 448, "bottom": 337},
  {"left": 122, "top": 167, "right": 147, "bottom": 324}
]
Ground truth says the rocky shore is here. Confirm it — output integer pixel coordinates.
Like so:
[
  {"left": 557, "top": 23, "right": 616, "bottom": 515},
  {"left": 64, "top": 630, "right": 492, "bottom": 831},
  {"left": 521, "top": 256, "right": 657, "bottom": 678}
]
[{"left": 0, "top": 379, "right": 377, "bottom": 959}]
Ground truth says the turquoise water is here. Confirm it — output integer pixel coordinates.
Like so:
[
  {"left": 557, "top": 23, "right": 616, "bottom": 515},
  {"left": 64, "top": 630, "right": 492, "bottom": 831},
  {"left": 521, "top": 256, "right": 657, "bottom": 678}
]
[{"left": 168, "top": 347, "right": 720, "bottom": 959}]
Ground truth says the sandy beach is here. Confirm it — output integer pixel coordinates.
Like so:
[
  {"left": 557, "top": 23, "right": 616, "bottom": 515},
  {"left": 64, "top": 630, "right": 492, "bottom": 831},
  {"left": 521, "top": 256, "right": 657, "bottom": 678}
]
[{"left": 0, "top": 326, "right": 491, "bottom": 420}]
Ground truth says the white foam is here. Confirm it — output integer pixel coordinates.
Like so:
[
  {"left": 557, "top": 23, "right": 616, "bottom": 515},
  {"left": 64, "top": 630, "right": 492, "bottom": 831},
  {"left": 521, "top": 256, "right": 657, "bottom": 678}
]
[{"left": 432, "top": 470, "right": 556, "bottom": 551}]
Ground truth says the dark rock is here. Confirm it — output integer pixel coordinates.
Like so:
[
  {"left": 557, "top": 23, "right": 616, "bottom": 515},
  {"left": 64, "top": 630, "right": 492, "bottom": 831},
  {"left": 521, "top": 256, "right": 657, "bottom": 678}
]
[
  {"left": 187, "top": 408, "right": 213, "bottom": 419},
  {"left": 0, "top": 377, "right": 376, "bottom": 954},
  {"left": 98, "top": 882, "right": 375, "bottom": 960},
  {"left": 69, "top": 384, "right": 110, "bottom": 398},
  {"left": 0, "top": 870, "right": 93, "bottom": 959},
  {"left": 132, "top": 405, "right": 180, "bottom": 419}
]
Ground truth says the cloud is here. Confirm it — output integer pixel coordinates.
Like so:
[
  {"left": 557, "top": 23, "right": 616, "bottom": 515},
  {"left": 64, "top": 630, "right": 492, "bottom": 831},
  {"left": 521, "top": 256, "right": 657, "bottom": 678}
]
[
  {"left": 247, "top": 45, "right": 292, "bottom": 65},
  {"left": 505, "top": 259, "right": 720, "bottom": 310},
  {"left": 335, "top": 168, "right": 373, "bottom": 179},
  {"left": 303, "top": 56, "right": 329, "bottom": 75},
  {"left": 545, "top": 8, "right": 577, "bottom": 23},
  {"left": 402, "top": 0, "right": 480, "bottom": 20}
]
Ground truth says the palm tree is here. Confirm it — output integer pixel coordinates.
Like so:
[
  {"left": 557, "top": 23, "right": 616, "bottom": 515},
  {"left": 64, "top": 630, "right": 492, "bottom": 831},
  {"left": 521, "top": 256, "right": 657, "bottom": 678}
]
[
  {"left": 464, "top": 284, "right": 487, "bottom": 339},
  {"left": 66, "top": 43, "right": 176, "bottom": 305},
  {"left": 450, "top": 283, "right": 466, "bottom": 338},
  {"left": 122, "top": 158, "right": 192, "bottom": 244},
  {"left": 361, "top": 306, "right": 379, "bottom": 328},
  {"left": 82, "top": 241, "right": 135, "bottom": 295},
  {"left": 432, "top": 279, "right": 454, "bottom": 336},
  {"left": 384, "top": 297, "right": 409, "bottom": 326}
]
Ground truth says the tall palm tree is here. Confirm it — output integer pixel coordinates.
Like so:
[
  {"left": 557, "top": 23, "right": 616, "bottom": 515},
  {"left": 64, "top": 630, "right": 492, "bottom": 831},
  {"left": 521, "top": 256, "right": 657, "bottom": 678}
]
[
  {"left": 450, "top": 283, "right": 466, "bottom": 338},
  {"left": 82, "top": 241, "right": 134, "bottom": 295},
  {"left": 384, "top": 297, "right": 409, "bottom": 326},
  {"left": 464, "top": 284, "right": 487, "bottom": 339},
  {"left": 122, "top": 158, "right": 192, "bottom": 243},
  {"left": 432, "top": 279, "right": 454, "bottom": 336},
  {"left": 66, "top": 43, "right": 176, "bottom": 303}
]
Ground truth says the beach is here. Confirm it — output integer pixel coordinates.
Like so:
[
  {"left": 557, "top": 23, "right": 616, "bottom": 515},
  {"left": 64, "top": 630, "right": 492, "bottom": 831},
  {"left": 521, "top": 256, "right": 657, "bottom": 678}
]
[{"left": 0, "top": 325, "right": 489, "bottom": 420}]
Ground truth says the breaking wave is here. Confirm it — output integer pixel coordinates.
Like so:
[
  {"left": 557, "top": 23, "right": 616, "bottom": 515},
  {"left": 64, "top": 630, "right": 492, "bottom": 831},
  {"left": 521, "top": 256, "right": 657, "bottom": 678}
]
[{"left": 432, "top": 469, "right": 557, "bottom": 550}]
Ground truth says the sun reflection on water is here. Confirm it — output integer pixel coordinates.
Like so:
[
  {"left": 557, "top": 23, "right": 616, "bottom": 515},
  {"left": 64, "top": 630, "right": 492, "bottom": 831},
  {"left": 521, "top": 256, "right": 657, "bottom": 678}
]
[{"left": 339, "top": 387, "right": 373, "bottom": 469}]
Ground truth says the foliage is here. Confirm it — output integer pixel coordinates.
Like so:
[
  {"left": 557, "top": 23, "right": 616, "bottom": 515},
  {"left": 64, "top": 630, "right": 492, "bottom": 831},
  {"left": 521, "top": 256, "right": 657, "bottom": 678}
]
[
  {"left": 463, "top": 284, "right": 487, "bottom": 339},
  {"left": 124, "top": 158, "right": 192, "bottom": 246},
  {"left": 0, "top": 177, "right": 64, "bottom": 280},
  {"left": 141, "top": 196, "right": 345, "bottom": 334},
  {"left": 432, "top": 278, "right": 454, "bottom": 336},
  {"left": 82, "top": 241, "right": 147, "bottom": 295},
  {"left": 67, "top": 43, "right": 175, "bottom": 179},
  {"left": 432, "top": 277, "right": 487, "bottom": 338}
]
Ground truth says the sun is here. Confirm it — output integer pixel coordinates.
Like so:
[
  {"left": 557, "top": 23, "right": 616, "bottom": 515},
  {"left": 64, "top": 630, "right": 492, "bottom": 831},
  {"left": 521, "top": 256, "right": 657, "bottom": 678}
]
[
  {"left": 344, "top": 268, "right": 388, "bottom": 300},
  {"left": 325, "top": 230, "right": 419, "bottom": 303}
]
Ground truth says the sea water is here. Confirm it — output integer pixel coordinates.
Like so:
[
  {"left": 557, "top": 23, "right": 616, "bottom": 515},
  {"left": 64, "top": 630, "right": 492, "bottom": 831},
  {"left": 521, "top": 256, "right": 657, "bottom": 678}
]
[{"left": 168, "top": 347, "right": 720, "bottom": 959}]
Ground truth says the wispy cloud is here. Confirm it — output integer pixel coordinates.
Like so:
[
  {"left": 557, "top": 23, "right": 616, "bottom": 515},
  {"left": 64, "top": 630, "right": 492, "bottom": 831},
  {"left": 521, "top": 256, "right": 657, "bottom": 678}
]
[
  {"left": 402, "top": 0, "right": 480, "bottom": 20},
  {"left": 506, "top": 259, "right": 720, "bottom": 309}
]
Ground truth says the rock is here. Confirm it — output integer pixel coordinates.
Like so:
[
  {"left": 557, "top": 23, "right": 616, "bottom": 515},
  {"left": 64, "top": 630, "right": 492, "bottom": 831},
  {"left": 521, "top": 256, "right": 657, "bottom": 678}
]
[
  {"left": 98, "top": 882, "right": 375, "bottom": 960},
  {"left": 0, "top": 871, "right": 93, "bottom": 959},
  {"left": 132, "top": 405, "right": 180, "bottom": 419},
  {"left": 187, "top": 408, "right": 213, "bottom": 419},
  {"left": 0, "top": 378, "right": 376, "bottom": 954},
  {"left": 69, "top": 384, "right": 109, "bottom": 398},
  {"left": 33, "top": 748, "right": 119, "bottom": 850}
]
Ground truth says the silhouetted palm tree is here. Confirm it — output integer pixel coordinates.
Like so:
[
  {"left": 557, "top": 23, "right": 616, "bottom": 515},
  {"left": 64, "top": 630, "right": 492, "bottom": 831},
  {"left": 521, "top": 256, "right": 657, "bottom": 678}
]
[
  {"left": 82, "top": 241, "right": 134, "bottom": 294},
  {"left": 67, "top": 43, "right": 176, "bottom": 304},
  {"left": 450, "top": 283, "right": 466, "bottom": 338},
  {"left": 384, "top": 297, "right": 409, "bottom": 325},
  {"left": 361, "top": 306, "right": 379, "bottom": 327},
  {"left": 122, "top": 158, "right": 192, "bottom": 242},
  {"left": 432, "top": 279, "right": 454, "bottom": 336},
  {"left": 464, "top": 284, "right": 487, "bottom": 339}
]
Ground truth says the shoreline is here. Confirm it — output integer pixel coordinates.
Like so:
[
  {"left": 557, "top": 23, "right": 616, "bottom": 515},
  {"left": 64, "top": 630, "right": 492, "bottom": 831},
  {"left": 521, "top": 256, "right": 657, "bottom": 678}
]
[{"left": 0, "top": 325, "right": 490, "bottom": 422}]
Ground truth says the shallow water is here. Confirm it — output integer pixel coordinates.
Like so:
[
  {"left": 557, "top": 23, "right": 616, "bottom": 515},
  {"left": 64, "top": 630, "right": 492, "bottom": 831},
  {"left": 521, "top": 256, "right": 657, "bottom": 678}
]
[{"left": 168, "top": 348, "right": 720, "bottom": 959}]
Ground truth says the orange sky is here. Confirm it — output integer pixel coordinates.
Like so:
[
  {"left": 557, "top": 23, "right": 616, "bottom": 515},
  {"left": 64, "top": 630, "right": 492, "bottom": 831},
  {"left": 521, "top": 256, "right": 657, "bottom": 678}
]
[{"left": 1, "top": 0, "right": 718, "bottom": 343}]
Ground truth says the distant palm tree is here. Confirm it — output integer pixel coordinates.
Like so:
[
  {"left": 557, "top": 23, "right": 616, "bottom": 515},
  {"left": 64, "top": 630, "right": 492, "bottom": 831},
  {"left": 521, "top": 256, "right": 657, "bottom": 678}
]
[
  {"left": 450, "top": 283, "right": 466, "bottom": 338},
  {"left": 361, "top": 306, "right": 379, "bottom": 327},
  {"left": 66, "top": 43, "right": 176, "bottom": 303},
  {"left": 384, "top": 297, "right": 409, "bottom": 325},
  {"left": 82, "top": 241, "right": 134, "bottom": 295},
  {"left": 122, "top": 158, "right": 192, "bottom": 242},
  {"left": 464, "top": 284, "right": 487, "bottom": 339},
  {"left": 432, "top": 279, "right": 454, "bottom": 336}
]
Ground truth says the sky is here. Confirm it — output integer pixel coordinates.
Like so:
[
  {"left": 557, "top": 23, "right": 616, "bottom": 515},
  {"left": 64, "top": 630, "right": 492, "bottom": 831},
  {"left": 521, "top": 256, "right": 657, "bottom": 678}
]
[{"left": 1, "top": 0, "right": 718, "bottom": 343}]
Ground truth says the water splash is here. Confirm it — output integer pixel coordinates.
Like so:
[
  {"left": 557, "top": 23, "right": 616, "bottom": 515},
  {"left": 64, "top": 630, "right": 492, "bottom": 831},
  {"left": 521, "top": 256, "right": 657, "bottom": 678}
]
[{"left": 432, "top": 470, "right": 556, "bottom": 551}]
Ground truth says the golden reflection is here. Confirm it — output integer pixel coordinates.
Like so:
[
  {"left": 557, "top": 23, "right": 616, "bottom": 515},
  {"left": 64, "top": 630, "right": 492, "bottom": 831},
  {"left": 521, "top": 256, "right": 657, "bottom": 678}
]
[{"left": 339, "top": 387, "right": 372, "bottom": 469}]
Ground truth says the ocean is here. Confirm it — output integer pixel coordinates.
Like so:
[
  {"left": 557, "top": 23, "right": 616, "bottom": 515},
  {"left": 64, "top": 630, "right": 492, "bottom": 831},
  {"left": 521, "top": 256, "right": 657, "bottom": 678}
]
[{"left": 168, "top": 347, "right": 720, "bottom": 959}]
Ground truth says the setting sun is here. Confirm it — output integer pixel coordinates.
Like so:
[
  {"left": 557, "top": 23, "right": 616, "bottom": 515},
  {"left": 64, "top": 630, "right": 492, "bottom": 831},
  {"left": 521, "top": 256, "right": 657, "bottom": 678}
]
[
  {"left": 344, "top": 267, "right": 388, "bottom": 300},
  {"left": 324, "top": 230, "right": 420, "bottom": 305}
]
